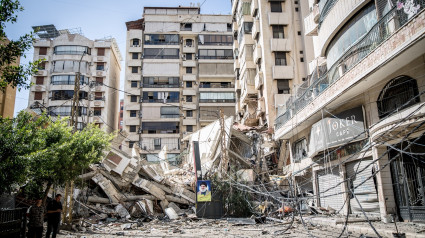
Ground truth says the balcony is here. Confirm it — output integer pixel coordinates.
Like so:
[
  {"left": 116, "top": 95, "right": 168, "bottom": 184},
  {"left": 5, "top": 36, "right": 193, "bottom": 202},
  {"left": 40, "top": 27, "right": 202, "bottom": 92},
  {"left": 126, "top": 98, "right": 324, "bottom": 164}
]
[
  {"left": 182, "top": 102, "right": 197, "bottom": 110},
  {"left": 274, "top": 6, "right": 425, "bottom": 136},
  {"left": 232, "top": 21, "right": 238, "bottom": 33},
  {"left": 128, "top": 46, "right": 142, "bottom": 53},
  {"left": 183, "top": 60, "right": 196, "bottom": 67},
  {"left": 270, "top": 38, "right": 291, "bottom": 52},
  {"left": 93, "top": 100, "right": 105, "bottom": 108},
  {"left": 254, "top": 71, "right": 263, "bottom": 90},
  {"left": 239, "top": 34, "right": 254, "bottom": 47},
  {"left": 182, "top": 46, "right": 196, "bottom": 54},
  {"left": 268, "top": 13, "right": 289, "bottom": 25},
  {"left": 234, "top": 59, "right": 240, "bottom": 71},
  {"left": 183, "top": 74, "right": 196, "bottom": 81},
  {"left": 252, "top": 20, "right": 260, "bottom": 40},
  {"left": 253, "top": 44, "right": 261, "bottom": 64},
  {"left": 240, "top": 83, "right": 256, "bottom": 104},
  {"left": 251, "top": 0, "right": 258, "bottom": 17},
  {"left": 142, "top": 83, "right": 179, "bottom": 88},
  {"left": 272, "top": 66, "right": 294, "bottom": 79},
  {"left": 274, "top": 94, "right": 291, "bottom": 109},
  {"left": 233, "top": 40, "right": 239, "bottom": 54},
  {"left": 127, "top": 59, "right": 141, "bottom": 67}
]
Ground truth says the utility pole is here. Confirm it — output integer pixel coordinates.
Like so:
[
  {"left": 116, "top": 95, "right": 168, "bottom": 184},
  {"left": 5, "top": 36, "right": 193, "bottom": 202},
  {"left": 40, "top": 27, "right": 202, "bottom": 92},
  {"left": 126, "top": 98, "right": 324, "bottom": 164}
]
[
  {"left": 63, "top": 52, "right": 86, "bottom": 226},
  {"left": 219, "top": 109, "right": 229, "bottom": 174}
]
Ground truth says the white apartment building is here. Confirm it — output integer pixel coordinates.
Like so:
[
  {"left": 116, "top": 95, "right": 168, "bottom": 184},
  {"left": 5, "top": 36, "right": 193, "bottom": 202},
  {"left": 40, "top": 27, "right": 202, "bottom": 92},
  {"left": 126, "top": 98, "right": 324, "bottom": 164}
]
[
  {"left": 231, "top": 0, "right": 313, "bottom": 128},
  {"left": 123, "top": 7, "right": 235, "bottom": 163},
  {"left": 28, "top": 25, "right": 122, "bottom": 133},
  {"left": 274, "top": 0, "right": 425, "bottom": 222}
]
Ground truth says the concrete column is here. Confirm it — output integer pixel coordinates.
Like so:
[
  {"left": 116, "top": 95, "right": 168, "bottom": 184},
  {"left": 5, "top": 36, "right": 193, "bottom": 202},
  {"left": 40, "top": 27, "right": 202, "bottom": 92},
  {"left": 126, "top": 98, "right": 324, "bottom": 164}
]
[
  {"left": 312, "top": 169, "right": 319, "bottom": 207},
  {"left": 339, "top": 163, "right": 350, "bottom": 215},
  {"left": 372, "top": 145, "right": 397, "bottom": 222}
]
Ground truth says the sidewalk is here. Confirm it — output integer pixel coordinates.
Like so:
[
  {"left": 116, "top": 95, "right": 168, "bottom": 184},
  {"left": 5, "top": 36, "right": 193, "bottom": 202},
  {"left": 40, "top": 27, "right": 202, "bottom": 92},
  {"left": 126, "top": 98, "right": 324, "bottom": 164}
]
[{"left": 309, "top": 215, "right": 425, "bottom": 238}]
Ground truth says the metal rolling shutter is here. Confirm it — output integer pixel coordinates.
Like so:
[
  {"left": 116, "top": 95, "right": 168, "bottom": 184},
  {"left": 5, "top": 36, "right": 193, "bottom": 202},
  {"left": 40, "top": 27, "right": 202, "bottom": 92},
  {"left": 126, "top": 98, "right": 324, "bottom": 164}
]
[
  {"left": 317, "top": 167, "right": 345, "bottom": 211},
  {"left": 346, "top": 158, "right": 380, "bottom": 214}
]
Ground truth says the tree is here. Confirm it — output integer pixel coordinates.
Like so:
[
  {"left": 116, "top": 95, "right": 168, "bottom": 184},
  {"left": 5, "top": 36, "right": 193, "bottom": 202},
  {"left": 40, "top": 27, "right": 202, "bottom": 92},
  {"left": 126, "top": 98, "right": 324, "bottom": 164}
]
[
  {"left": 0, "top": 111, "right": 114, "bottom": 199},
  {"left": 0, "top": 0, "right": 40, "bottom": 91}
]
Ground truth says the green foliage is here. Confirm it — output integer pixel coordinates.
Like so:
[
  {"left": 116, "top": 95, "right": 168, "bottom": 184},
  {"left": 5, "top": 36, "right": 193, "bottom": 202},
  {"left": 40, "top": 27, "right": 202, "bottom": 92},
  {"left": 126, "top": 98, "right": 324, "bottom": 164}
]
[
  {"left": 0, "top": 111, "right": 113, "bottom": 197},
  {"left": 211, "top": 173, "right": 254, "bottom": 217},
  {"left": 0, "top": 0, "right": 40, "bottom": 91}
]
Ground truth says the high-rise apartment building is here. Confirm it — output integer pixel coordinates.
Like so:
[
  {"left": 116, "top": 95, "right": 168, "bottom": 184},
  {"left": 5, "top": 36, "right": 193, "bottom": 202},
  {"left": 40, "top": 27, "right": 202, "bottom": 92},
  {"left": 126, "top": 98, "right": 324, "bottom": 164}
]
[
  {"left": 123, "top": 7, "right": 235, "bottom": 163},
  {"left": 28, "top": 25, "right": 122, "bottom": 133},
  {"left": 231, "top": 0, "right": 313, "bottom": 128},
  {"left": 274, "top": 0, "right": 425, "bottom": 222}
]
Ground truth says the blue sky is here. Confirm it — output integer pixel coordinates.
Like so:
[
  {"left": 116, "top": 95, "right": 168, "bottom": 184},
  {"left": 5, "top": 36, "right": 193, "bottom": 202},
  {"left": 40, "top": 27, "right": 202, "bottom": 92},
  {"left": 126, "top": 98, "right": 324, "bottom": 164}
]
[{"left": 5, "top": 0, "right": 232, "bottom": 116}]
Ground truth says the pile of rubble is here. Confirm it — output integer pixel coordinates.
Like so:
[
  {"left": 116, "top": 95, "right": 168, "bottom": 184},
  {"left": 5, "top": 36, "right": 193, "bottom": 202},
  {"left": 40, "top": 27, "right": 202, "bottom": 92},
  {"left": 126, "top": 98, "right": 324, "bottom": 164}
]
[{"left": 73, "top": 145, "right": 197, "bottom": 223}]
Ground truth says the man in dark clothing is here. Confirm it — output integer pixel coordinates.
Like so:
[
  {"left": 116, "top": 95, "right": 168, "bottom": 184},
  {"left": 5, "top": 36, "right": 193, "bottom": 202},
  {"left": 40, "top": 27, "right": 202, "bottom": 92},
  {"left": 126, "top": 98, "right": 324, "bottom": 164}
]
[
  {"left": 46, "top": 194, "right": 62, "bottom": 238},
  {"left": 27, "top": 198, "right": 45, "bottom": 238}
]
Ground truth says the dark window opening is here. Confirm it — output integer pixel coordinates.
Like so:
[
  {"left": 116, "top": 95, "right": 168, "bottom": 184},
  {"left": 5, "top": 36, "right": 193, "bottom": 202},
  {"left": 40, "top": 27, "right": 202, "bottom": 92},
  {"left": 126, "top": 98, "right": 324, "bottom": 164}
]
[
  {"left": 275, "top": 52, "right": 287, "bottom": 66},
  {"left": 270, "top": 1, "right": 283, "bottom": 12},
  {"left": 277, "top": 79, "right": 290, "bottom": 94}
]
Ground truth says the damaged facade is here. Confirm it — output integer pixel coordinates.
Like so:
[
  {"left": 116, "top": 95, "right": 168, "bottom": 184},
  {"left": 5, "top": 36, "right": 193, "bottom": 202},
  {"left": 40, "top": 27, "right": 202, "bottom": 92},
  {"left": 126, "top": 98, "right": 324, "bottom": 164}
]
[{"left": 274, "top": 0, "right": 425, "bottom": 222}]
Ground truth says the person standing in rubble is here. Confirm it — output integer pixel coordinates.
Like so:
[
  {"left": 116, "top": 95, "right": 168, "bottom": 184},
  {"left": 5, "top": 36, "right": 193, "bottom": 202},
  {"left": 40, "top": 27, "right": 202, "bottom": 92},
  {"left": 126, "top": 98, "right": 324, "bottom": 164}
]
[
  {"left": 46, "top": 194, "right": 62, "bottom": 238},
  {"left": 27, "top": 198, "right": 45, "bottom": 238}
]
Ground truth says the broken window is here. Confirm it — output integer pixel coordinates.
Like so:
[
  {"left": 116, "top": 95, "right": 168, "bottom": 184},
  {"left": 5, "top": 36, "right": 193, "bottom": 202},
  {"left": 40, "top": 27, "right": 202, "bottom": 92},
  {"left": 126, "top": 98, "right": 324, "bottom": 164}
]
[{"left": 293, "top": 138, "right": 307, "bottom": 163}]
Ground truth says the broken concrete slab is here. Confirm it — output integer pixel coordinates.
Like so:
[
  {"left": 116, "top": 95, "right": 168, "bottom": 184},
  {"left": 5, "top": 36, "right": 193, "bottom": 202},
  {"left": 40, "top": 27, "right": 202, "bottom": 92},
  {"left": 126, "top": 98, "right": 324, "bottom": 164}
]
[
  {"left": 87, "top": 196, "right": 110, "bottom": 204},
  {"left": 91, "top": 173, "right": 123, "bottom": 203},
  {"left": 165, "top": 195, "right": 191, "bottom": 205},
  {"left": 164, "top": 207, "right": 179, "bottom": 220},
  {"left": 168, "top": 202, "right": 184, "bottom": 216},
  {"left": 227, "top": 218, "right": 256, "bottom": 225},
  {"left": 115, "top": 204, "right": 130, "bottom": 219},
  {"left": 132, "top": 176, "right": 166, "bottom": 200},
  {"left": 123, "top": 195, "right": 156, "bottom": 202},
  {"left": 171, "top": 186, "right": 196, "bottom": 204},
  {"left": 136, "top": 199, "right": 154, "bottom": 215}
]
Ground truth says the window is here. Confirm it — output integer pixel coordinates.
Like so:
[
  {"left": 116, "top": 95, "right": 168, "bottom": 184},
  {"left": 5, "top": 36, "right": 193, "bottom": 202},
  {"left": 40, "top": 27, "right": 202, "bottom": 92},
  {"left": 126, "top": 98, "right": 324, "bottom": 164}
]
[
  {"left": 186, "top": 53, "right": 193, "bottom": 60},
  {"left": 131, "top": 67, "right": 138, "bottom": 73},
  {"left": 198, "top": 35, "right": 233, "bottom": 45},
  {"left": 272, "top": 25, "right": 285, "bottom": 39},
  {"left": 95, "top": 92, "right": 103, "bottom": 100},
  {"left": 186, "top": 110, "right": 193, "bottom": 117},
  {"left": 198, "top": 49, "right": 233, "bottom": 59},
  {"left": 186, "top": 81, "right": 192, "bottom": 88},
  {"left": 132, "top": 53, "right": 138, "bottom": 59},
  {"left": 300, "top": 50, "right": 303, "bottom": 54},
  {"left": 277, "top": 79, "right": 290, "bottom": 94},
  {"left": 130, "top": 95, "right": 138, "bottom": 102},
  {"left": 93, "top": 107, "right": 101, "bottom": 116},
  {"left": 130, "top": 125, "right": 137, "bottom": 132},
  {"left": 238, "top": 22, "right": 253, "bottom": 43},
  {"left": 97, "top": 48, "right": 105, "bottom": 56},
  {"left": 144, "top": 48, "right": 179, "bottom": 59},
  {"left": 199, "top": 92, "right": 235, "bottom": 103},
  {"left": 142, "top": 122, "right": 179, "bottom": 134},
  {"left": 34, "top": 92, "right": 42, "bottom": 100},
  {"left": 377, "top": 76, "right": 420, "bottom": 119},
  {"left": 293, "top": 138, "right": 307, "bottom": 163},
  {"left": 129, "top": 141, "right": 135, "bottom": 148},
  {"left": 144, "top": 34, "right": 179, "bottom": 45},
  {"left": 275, "top": 52, "right": 287, "bottom": 65},
  {"left": 142, "top": 92, "right": 180, "bottom": 103},
  {"left": 54, "top": 45, "right": 91, "bottom": 55},
  {"left": 143, "top": 77, "right": 179, "bottom": 88},
  {"left": 39, "top": 47, "right": 47, "bottom": 55},
  {"left": 132, "top": 39, "right": 140, "bottom": 46},
  {"left": 96, "top": 77, "right": 103, "bottom": 85},
  {"left": 297, "top": 31, "right": 301, "bottom": 35},
  {"left": 186, "top": 95, "right": 193, "bottom": 102},
  {"left": 300, "top": 57, "right": 304, "bottom": 62},
  {"left": 181, "top": 23, "right": 192, "bottom": 31},
  {"left": 186, "top": 125, "right": 193, "bottom": 132},
  {"left": 131, "top": 81, "right": 138, "bottom": 88},
  {"left": 38, "top": 61, "right": 46, "bottom": 70},
  {"left": 154, "top": 138, "right": 161, "bottom": 150},
  {"left": 96, "top": 62, "right": 104, "bottom": 71},
  {"left": 295, "top": 7, "right": 299, "bottom": 12},
  {"left": 36, "top": 77, "right": 44, "bottom": 85},
  {"left": 185, "top": 39, "right": 193, "bottom": 47},
  {"left": 51, "top": 75, "right": 88, "bottom": 85},
  {"left": 270, "top": 1, "right": 282, "bottom": 12},
  {"left": 160, "top": 106, "right": 180, "bottom": 118},
  {"left": 130, "top": 110, "right": 137, "bottom": 117},
  {"left": 186, "top": 67, "right": 192, "bottom": 74}
]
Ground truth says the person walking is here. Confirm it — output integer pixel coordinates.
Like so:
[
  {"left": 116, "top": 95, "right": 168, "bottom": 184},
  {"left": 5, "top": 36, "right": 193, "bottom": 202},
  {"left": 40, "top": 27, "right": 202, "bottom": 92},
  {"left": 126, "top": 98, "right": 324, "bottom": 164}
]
[
  {"left": 45, "top": 194, "right": 62, "bottom": 238},
  {"left": 27, "top": 198, "right": 45, "bottom": 238}
]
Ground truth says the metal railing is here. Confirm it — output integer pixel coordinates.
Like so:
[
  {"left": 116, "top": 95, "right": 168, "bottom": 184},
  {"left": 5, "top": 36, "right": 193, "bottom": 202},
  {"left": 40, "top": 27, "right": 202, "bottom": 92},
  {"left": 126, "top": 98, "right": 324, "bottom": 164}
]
[
  {"left": 0, "top": 208, "right": 27, "bottom": 238},
  {"left": 275, "top": 6, "right": 424, "bottom": 130},
  {"left": 142, "top": 84, "right": 179, "bottom": 88}
]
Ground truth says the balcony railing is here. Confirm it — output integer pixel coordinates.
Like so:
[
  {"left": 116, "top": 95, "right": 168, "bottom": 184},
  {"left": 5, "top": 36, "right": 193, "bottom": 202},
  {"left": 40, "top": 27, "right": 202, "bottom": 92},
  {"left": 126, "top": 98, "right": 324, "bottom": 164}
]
[
  {"left": 199, "top": 99, "right": 236, "bottom": 103},
  {"left": 199, "top": 83, "right": 234, "bottom": 88},
  {"left": 142, "top": 84, "right": 179, "bottom": 88},
  {"left": 142, "top": 99, "right": 179, "bottom": 103},
  {"left": 275, "top": 5, "right": 424, "bottom": 130}
]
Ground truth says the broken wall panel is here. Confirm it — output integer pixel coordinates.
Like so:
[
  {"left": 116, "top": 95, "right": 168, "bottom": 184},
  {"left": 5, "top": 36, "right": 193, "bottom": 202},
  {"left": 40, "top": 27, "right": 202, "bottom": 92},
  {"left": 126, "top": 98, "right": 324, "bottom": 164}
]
[{"left": 91, "top": 173, "right": 123, "bottom": 203}]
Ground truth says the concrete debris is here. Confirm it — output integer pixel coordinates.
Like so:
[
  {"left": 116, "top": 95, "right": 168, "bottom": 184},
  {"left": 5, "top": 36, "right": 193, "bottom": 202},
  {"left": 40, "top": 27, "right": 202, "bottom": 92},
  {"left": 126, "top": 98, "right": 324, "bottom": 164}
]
[{"left": 164, "top": 207, "right": 179, "bottom": 220}]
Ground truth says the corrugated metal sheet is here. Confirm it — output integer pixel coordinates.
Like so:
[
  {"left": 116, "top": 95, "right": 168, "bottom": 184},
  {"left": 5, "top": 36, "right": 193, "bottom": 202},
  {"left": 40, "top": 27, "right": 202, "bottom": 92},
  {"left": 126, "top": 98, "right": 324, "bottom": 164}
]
[
  {"left": 317, "top": 167, "right": 345, "bottom": 211},
  {"left": 346, "top": 158, "right": 379, "bottom": 214}
]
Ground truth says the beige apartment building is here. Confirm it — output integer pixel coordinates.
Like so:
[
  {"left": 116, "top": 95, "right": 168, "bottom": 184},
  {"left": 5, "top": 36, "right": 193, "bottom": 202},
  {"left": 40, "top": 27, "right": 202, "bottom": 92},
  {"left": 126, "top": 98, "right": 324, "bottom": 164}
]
[
  {"left": 231, "top": 0, "right": 313, "bottom": 128},
  {"left": 123, "top": 7, "right": 235, "bottom": 163},
  {"left": 28, "top": 25, "right": 122, "bottom": 133},
  {"left": 274, "top": 0, "right": 425, "bottom": 222}
]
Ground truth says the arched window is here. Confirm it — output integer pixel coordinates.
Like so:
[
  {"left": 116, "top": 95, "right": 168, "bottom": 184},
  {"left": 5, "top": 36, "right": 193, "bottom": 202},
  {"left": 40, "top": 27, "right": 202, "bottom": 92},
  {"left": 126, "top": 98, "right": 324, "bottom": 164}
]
[
  {"left": 377, "top": 75, "right": 419, "bottom": 119},
  {"left": 131, "top": 39, "right": 140, "bottom": 46}
]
